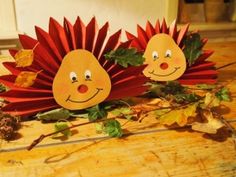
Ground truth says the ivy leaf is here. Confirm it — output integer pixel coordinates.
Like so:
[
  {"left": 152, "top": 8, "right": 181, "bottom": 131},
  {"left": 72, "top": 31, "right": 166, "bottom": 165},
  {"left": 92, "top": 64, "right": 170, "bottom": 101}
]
[
  {"left": 183, "top": 33, "right": 203, "bottom": 66},
  {"left": 104, "top": 119, "right": 123, "bottom": 137},
  {"left": 86, "top": 104, "right": 107, "bottom": 121},
  {"left": 215, "top": 87, "right": 230, "bottom": 101},
  {"left": 14, "top": 49, "right": 34, "bottom": 67},
  {"left": 161, "top": 81, "right": 185, "bottom": 95},
  {"left": 104, "top": 48, "right": 145, "bottom": 68},
  {"left": 192, "top": 109, "right": 224, "bottom": 134},
  {"left": 110, "top": 107, "right": 134, "bottom": 120},
  {"left": 36, "top": 108, "right": 70, "bottom": 121},
  {"left": 53, "top": 121, "right": 71, "bottom": 137},
  {"left": 14, "top": 71, "right": 39, "bottom": 88},
  {"left": 157, "top": 103, "right": 198, "bottom": 127},
  {"left": 196, "top": 84, "right": 216, "bottom": 90},
  {"left": 174, "top": 93, "right": 200, "bottom": 103}
]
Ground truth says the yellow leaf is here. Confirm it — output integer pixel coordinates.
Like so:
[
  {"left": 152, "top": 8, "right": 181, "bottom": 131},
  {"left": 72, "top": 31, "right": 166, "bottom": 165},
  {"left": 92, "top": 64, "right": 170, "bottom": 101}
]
[
  {"left": 192, "top": 109, "right": 224, "bottom": 134},
  {"left": 14, "top": 49, "right": 34, "bottom": 67},
  {"left": 15, "top": 71, "right": 38, "bottom": 87},
  {"left": 157, "top": 103, "right": 197, "bottom": 127},
  {"left": 203, "top": 92, "right": 220, "bottom": 108}
]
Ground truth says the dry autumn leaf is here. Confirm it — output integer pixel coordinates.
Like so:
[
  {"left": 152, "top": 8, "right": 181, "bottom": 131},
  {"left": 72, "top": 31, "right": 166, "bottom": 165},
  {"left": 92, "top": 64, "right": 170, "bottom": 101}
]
[
  {"left": 192, "top": 109, "right": 225, "bottom": 134},
  {"left": 157, "top": 103, "right": 197, "bottom": 127},
  {"left": 14, "top": 49, "right": 34, "bottom": 67},
  {"left": 15, "top": 71, "right": 38, "bottom": 87}
]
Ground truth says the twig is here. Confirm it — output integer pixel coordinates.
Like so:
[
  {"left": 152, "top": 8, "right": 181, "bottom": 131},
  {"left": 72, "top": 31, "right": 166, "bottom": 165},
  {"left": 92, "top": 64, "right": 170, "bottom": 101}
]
[
  {"left": 216, "top": 61, "right": 236, "bottom": 70},
  {"left": 27, "top": 118, "right": 115, "bottom": 151}
]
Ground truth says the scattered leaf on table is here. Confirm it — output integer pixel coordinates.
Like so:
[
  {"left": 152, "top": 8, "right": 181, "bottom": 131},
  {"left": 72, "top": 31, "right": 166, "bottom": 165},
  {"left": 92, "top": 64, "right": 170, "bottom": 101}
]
[
  {"left": 196, "top": 84, "right": 216, "bottom": 90},
  {"left": 104, "top": 119, "right": 123, "bottom": 137},
  {"left": 215, "top": 87, "right": 230, "bottom": 101},
  {"left": 14, "top": 71, "right": 38, "bottom": 87},
  {"left": 192, "top": 109, "right": 224, "bottom": 134},
  {"left": 36, "top": 108, "right": 70, "bottom": 121},
  {"left": 110, "top": 107, "right": 133, "bottom": 120},
  {"left": 14, "top": 49, "right": 34, "bottom": 67},
  {"left": 53, "top": 121, "right": 71, "bottom": 137},
  {"left": 86, "top": 104, "right": 107, "bottom": 121},
  {"left": 157, "top": 103, "right": 197, "bottom": 126},
  {"left": 202, "top": 92, "right": 220, "bottom": 108}
]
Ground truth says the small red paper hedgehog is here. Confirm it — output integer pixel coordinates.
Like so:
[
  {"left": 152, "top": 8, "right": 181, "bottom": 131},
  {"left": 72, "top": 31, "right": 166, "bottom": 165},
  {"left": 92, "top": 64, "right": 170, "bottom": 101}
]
[
  {"left": 0, "top": 17, "right": 148, "bottom": 117},
  {"left": 126, "top": 19, "right": 217, "bottom": 85}
]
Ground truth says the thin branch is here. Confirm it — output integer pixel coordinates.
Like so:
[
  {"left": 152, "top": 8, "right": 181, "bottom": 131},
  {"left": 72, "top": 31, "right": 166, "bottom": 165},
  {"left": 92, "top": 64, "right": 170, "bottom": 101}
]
[
  {"left": 27, "top": 118, "right": 115, "bottom": 151},
  {"left": 216, "top": 61, "right": 236, "bottom": 70}
]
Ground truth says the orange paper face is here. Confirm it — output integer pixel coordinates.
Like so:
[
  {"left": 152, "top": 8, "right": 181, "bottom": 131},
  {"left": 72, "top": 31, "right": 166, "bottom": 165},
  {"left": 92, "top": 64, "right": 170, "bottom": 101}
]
[
  {"left": 53, "top": 49, "right": 111, "bottom": 110},
  {"left": 143, "top": 34, "right": 186, "bottom": 81}
]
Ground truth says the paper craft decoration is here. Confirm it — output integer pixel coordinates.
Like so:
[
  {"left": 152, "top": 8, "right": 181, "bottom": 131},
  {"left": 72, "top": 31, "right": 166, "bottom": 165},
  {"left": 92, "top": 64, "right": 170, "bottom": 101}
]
[
  {"left": 52, "top": 49, "right": 111, "bottom": 110},
  {"left": 143, "top": 33, "right": 187, "bottom": 81},
  {"left": 126, "top": 19, "right": 218, "bottom": 85},
  {"left": 0, "top": 17, "right": 148, "bottom": 117}
]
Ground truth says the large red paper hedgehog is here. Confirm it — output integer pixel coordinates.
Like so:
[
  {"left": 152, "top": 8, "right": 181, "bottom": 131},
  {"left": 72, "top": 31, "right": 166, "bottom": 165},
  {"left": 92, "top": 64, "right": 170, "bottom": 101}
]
[
  {"left": 0, "top": 17, "right": 148, "bottom": 117},
  {"left": 126, "top": 19, "right": 217, "bottom": 85}
]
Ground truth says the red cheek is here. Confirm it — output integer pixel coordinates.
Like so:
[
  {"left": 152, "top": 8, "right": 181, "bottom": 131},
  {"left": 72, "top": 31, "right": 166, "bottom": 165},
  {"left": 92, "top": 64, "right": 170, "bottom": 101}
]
[{"left": 173, "top": 58, "right": 183, "bottom": 66}]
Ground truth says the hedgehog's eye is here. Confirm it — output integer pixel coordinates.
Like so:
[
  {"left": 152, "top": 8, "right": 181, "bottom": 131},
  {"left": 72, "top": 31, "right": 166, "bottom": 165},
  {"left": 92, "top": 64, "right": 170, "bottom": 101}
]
[
  {"left": 165, "top": 49, "right": 172, "bottom": 58},
  {"left": 70, "top": 72, "right": 78, "bottom": 83},
  {"left": 84, "top": 70, "right": 92, "bottom": 81},
  {"left": 152, "top": 51, "right": 159, "bottom": 60}
]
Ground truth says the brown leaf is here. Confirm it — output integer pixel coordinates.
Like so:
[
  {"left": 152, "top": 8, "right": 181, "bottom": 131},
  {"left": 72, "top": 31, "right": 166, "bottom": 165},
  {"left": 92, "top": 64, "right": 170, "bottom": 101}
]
[
  {"left": 14, "top": 49, "right": 34, "bottom": 67},
  {"left": 192, "top": 109, "right": 225, "bottom": 134},
  {"left": 14, "top": 71, "right": 38, "bottom": 87}
]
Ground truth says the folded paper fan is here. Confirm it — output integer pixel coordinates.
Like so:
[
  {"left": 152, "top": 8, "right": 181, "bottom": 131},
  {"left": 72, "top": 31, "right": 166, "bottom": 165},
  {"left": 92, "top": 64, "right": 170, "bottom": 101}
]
[
  {"left": 126, "top": 19, "right": 217, "bottom": 85},
  {"left": 0, "top": 17, "right": 148, "bottom": 117}
]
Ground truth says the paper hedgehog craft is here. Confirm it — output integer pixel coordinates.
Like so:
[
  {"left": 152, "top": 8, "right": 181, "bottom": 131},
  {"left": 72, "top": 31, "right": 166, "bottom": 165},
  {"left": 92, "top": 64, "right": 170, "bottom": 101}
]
[
  {"left": 0, "top": 17, "right": 148, "bottom": 117},
  {"left": 126, "top": 19, "right": 218, "bottom": 85}
]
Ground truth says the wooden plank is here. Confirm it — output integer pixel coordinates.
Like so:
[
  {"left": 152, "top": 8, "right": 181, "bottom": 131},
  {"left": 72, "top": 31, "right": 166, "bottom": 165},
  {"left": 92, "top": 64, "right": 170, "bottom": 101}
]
[{"left": 1, "top": 124, "right": 236, "bottom": 177}]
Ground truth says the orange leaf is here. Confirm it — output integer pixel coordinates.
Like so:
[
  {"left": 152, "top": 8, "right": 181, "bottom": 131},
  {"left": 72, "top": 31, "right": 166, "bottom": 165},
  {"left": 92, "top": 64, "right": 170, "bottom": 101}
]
[
  {"left": 15, "top": 71, "right": 38, "bottom": 87},
  {"left": 14, "top": 49, "right": 34, "bottom": 67}
]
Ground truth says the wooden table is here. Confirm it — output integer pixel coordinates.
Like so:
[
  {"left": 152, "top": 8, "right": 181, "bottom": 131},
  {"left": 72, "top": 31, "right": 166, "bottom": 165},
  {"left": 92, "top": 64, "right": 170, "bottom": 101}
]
[{"left": 0, "top": 42, "right": 236, "bottom": 177}]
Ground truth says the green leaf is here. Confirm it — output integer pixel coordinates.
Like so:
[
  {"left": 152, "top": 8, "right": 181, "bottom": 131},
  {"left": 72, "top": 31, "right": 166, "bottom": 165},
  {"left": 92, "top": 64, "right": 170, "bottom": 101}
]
[
  {"left": 161, "top": 81, "right": 185, "bottom": 95},
  {"left": 54, "top": 121, "right": 71, "bottom": 137},
  {"left": 86, "top": 104, "right": 107, "bottom": 121},
  {"left": 215, "top": 87, "right": 230, "bottom": 101},
  {"left": 104, "top": 48, "right": 145, "bottom": 68},
  {"left": 196, "top": 84, "right": 216, "bottom": 90},
  {"left": 183, "top": 33, "right": 203, "bottom": 66},
  {"left": 174, "top": 93, "right": 200, "bottom": 103},
  {"left": 104, "top": 119, "right": 123, "bottom": 137},
  {"left": 110, "top": 107, "right": 133, "bottom": 120},
  {"left": 36, "top": 108, "right": 70, "bottom": 121},
  {"left": 154, "top": 108, "right": 171, "bottom": 117},
  {"left": 0, "top": 83, "right": 6, "bottom": 92}
]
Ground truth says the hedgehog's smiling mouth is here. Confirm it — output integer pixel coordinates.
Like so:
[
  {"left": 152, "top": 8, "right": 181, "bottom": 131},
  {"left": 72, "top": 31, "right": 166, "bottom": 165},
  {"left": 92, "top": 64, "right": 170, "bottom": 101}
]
[
  {"left": 66, "top": 88, "right": 103, "bottom": 103},
  {"left": 148, "top": 67, "right": 180, "bottom": 77}
]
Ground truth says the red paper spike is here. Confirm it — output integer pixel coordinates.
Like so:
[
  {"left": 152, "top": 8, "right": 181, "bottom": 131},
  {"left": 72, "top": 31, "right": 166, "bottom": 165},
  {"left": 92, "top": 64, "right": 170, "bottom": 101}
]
[
  {"left": 35, "top": 26, "right": 63, "bottom": 63},
  {"left": 74, "top": 16, "right": 86, "bottom": 49},
  {"left": 161, "top": 18, "right": 168, "bottom": 33},
  {"left": 155, "top": 19, "right": 161, "bottom": 33},
  {"left": 177, "top": 23, "right": 189, "bottom": 45},
  {"left": 49, "top": 17, "right": 70, "bottom": 56},
  {"left": 85, "top": 17, "right": 97, "bottom": 52},
  {"left": 64, "top": 17, "right": 76, "bottom": 50},
  {"left": 146, "top": 21, "right": 156, "bottom": 39},
  {"left": 137, "top": 25, "right": 149, "bottom": 48}
]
